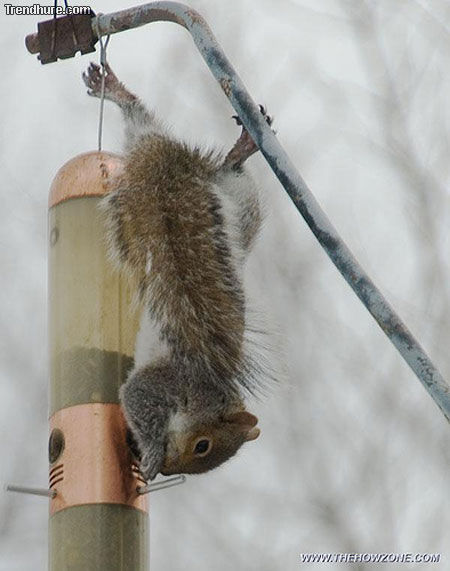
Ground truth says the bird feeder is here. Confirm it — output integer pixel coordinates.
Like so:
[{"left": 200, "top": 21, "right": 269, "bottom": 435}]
[{"left": 48, "top": 151, "right": 148, "bottom": 569}]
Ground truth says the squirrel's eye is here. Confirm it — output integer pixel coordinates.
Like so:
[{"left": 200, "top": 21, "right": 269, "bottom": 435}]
[{"left": 193, "top": 438, "right": 211, "bottom": 456}]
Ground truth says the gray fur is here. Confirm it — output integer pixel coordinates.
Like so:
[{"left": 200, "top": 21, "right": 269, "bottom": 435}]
[{"left": 83, "top": 63, "right": 266, "bottom": 481}]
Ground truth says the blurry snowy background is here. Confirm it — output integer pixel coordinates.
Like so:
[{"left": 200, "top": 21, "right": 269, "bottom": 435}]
[{"left": 1, "top": 0, "right": 450, "bottom": 569}]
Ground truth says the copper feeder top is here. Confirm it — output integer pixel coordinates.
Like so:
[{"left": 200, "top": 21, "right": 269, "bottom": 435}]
[{"left": 49, "top": 151, "right": 124, "bottom": 208}]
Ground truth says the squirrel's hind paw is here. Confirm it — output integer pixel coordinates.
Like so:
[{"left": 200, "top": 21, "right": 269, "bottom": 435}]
[
  {"left": 82, "top": 61, "right": 121, "bottom": 100},
  {"left": 231, "top": 104, "right": 274, "bottom": 130},
  {"left": 82, "top": 62, "right": 102, "bottom": 98},
  {"left": 258, "top": 104, "right": 274, "bottom": 128}
]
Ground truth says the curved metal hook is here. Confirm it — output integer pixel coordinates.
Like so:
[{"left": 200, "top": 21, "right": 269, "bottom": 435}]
[{"left": 25, "top": 2, "right": 450, "bottom": 421}]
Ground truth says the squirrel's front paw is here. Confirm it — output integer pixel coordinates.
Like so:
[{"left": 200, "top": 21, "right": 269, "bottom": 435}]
[{"left": 82, "top": 62, "right": 120, "bottom": 99}]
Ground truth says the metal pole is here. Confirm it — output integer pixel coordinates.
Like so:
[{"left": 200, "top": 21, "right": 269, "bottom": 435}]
[
  {"left": 25, "top": 2, "right": 450, "bottom": 417},
  {"left": 78, "top": 2, "right": 450, "bottom": 421},
  {"left": 48, "top": 151, "right": 148, "bottom": 570}
]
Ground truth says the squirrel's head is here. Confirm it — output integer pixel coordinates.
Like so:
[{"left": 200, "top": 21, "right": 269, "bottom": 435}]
[
  {"left": 120, "top": 365, "right": 260, "bottom": 481},
  {"left": 161, "top": 410, "right": 260, "bottom": 476}
]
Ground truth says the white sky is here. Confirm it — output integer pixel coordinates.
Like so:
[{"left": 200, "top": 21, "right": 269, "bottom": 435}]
[{"left": 1, "top": 1, "right": 450, "bottom": 569}]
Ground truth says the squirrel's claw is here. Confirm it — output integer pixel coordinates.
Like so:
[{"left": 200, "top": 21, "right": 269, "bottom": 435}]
[
  {"left": 232, "top": 114, "right": 243, "bottom": 126},
  {"left": 232, "top": 104, "right": 274, "bottom": 130},
  {"left": 258, "top": 104, "right": 274, "bottom": 127},
  {"left": 82, "top": 62, "right": 103, "bottom": 96}
]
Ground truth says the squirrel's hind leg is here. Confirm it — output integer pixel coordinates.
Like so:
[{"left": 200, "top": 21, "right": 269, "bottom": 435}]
[
  {"left": 83, "top": 62, "right": 137, "bottom": 106},
  {"left": 82, "top": 62, "right": 164, "bottom": 147},
  {"left": 223, "top": 105, "right": 273, "bottom": 170}
]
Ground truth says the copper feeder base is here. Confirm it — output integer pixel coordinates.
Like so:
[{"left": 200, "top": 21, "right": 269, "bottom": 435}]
[{"left": 49, "top": 403, "right": 148, "bottom": 515}]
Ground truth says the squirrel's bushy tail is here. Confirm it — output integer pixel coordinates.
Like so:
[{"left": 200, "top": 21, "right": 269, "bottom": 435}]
[{"left": 100, "top": 133, "right": 257, "bottom": 393}]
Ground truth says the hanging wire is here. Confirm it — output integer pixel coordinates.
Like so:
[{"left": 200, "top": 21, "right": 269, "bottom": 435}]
[
  {"left": 64, "top": 0, "right": 80, "bottom": 46},
  {"left": 97, "top": 34, "right": 111, "bottom": 151},
  {"left": 51, "top": 1, "right": 79, "bottom": 60},
  {"left": 51, "top": 0, "right": 58, "bottom": 59}
]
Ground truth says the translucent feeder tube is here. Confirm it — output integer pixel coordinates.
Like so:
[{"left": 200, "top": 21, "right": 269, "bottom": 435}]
[{"left": 48, "top": 151, "right": 148, "bottom": 570}]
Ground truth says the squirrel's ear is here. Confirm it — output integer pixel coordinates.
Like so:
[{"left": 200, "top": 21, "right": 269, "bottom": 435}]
[
  {"left": 245, "top": 427, "right": 260, "bottom": 441},
  {"left": 224, "top": 411, "right": 260, "bottom": 441},
  {"left": 224, "top": 411, "right": 258, "bottom": 427}
]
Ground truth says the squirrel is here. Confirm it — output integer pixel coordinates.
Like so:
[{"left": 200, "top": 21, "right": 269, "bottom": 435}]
[{"left": 82, "top": 62, "right": 273, "bottom": 481}]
